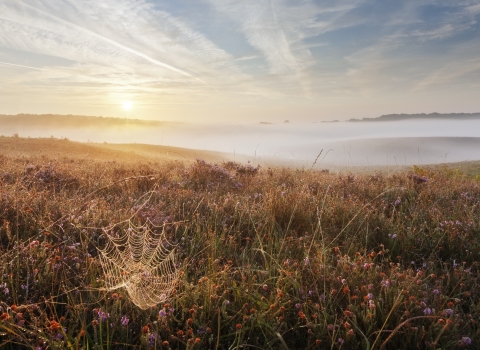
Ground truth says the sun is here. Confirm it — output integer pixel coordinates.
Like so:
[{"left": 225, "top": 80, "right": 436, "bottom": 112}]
[{"left": 122, "top": 100, "right": 132, "bottom": 110}]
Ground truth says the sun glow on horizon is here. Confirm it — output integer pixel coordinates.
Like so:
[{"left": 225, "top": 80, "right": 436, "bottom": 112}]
[{"left": 122, "top": 100, "right": 132, "bottom": 110}]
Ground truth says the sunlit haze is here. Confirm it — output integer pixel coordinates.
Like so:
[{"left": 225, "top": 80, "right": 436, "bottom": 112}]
[
  {"left": 1, "top": 1, "right": 480, "bottom": 123},
  {"left": 123, "top": 100, "right": 133, "bottom": 111}
]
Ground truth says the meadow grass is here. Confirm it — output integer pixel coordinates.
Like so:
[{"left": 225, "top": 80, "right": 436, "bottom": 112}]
[{"left": 0, "top": 150, "right": 479, "bottom": 349}]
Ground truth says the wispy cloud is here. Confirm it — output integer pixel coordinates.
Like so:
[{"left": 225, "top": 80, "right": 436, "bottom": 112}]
[
  {"left": 20, "top": 2, "right": 193, "bottom": 77},
  {"left": 208, "top": 0, "right": 298, "bottom": 75},
  {"left": 0, "top": 0, "right": 479, "bottom": 121},
  {"left": 330, "top": 1, "right": 480, "bottom": 98},
  {"left": 0, "top": 0, "right": 239, "bottom": 89},
  {"left": 0, "top": 61, "right": 46, "bottom": 71},
  {"left": 207, "top": 0, "right": 361, "bottom": 76}
]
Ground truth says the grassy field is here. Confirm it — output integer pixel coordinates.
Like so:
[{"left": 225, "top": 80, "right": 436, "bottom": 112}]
[
  {"left": 437, "top": 161, "right": 480, "bottom": 179},
  {"left": 0, "top": 136, "right": 231, "bottom": 164},
  {"left": 0, "top": 137, "right": 479, "bottom": 349}
]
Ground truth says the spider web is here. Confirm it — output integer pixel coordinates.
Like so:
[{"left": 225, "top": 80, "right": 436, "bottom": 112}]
[{"left": 97, "top": 222, "right": 178, "bottom": 310}]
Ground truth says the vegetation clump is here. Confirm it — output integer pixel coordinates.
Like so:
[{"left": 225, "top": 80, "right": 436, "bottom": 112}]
[{"left": 0, "top": 154, "right": 479, "bottom": 349}]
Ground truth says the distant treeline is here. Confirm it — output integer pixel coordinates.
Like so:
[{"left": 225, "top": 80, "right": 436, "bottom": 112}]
[
  {"left": 0, "top": 114, "right": 168, "bottom": 128},
  {"left": 347, "top": 112, "right": 480, "bottom": 122}
]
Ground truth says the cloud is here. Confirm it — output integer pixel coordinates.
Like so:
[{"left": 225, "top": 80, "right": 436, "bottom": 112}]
[
  {"left": 0, "top": 61, "right": 46, "bottom": 71},
  {"left": 204, "top": 0, "right": 369, "bottom": 99},
  {"left": 413, "top": 57, "right": 480, "bottom": 91},
  {"left": 0, "top": 0, "right": 479, "bottom": 121},
  {"left": 0, "top": 0, "right": 369, "bottom": 101},
  {"left": 207, "top": 0, "right": 301, "bottom": 75},
  {"left": 0, "top": 0, "right": 242, "bottom": 89},
  {"left": 207, "top": 0, "right": 363, "bottom": 76},
  {"left": 328, "top": 1, "right": 480, "bottom": 96},
  {"left": 21, "top": 2, "right": 193, "bottom": 77}
]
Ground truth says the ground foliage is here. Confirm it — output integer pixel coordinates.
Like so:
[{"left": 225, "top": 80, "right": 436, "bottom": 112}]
[{"left": 0, "top": 154, "right": 479, "bottom": 349}]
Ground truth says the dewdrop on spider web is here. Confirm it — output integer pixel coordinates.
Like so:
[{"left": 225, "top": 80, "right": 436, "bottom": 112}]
[
  {"left": 97, "top": 221, "right": 178, "bottom": 310},
  {"left": 98, "top": 222, "right": 178, "bottom": 310}
]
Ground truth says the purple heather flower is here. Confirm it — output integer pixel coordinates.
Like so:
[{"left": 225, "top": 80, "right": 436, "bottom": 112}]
[
  {"left": 327, "top": 324, "right": 334, "bottom": 331},
  {"left": 295, "top": 303, "right": 301, "bottom": 309},
  {"left": 338, "top": 338, "right": 345, "bottom": 344},
  {"left": 461, "top": 337, "right": 472, "bottom": 345},
  {"left": 159, "top": 310, "right": 167, "bottom": 317},
  {"left": 148, "top": 333, "right": 157, "bottom": 347},
  {"left": 121, "top": 315, "right": 129, "bottom": 326},
  {"left": 98, "top": 309, "right": 109, "bottom": 322},
  {"left": 423, "top": 307, "right": 432, "bottom": 315},
  {"left": 445, "top": 309, "right": 453, "bottom": 316},
  {"left": 433, "top": 289, "right": 440, "bottom": 295}
]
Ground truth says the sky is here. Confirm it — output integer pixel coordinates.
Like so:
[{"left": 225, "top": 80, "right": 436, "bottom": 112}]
[{"left": 1, "top": 0, "right": 480, "bottom": 123}]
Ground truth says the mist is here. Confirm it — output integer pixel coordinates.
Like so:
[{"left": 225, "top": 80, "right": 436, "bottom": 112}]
[{"left": 2, "top": 118, "right": 480, "bottom": 167}]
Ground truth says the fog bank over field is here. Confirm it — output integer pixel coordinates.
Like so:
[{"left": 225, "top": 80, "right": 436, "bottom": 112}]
[{"left": 2, "top": 115, "right": 480, "bottom": 166}]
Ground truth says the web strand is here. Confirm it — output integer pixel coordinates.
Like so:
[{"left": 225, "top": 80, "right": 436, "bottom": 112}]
[{"left": 98, "top": 222, "right": 178, "bottom": 310}]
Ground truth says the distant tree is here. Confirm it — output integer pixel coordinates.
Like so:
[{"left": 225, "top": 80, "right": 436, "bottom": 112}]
[{"left": 284, "top": 120, "right": 290, "bottom": 123}]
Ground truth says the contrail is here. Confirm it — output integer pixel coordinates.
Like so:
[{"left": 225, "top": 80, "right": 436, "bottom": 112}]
[
  {"left": 19, "top": 2, "right": 193, "bottom": 77},
  {"left": 0, "top": 61, "right": 46, "bottom": 71}
]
